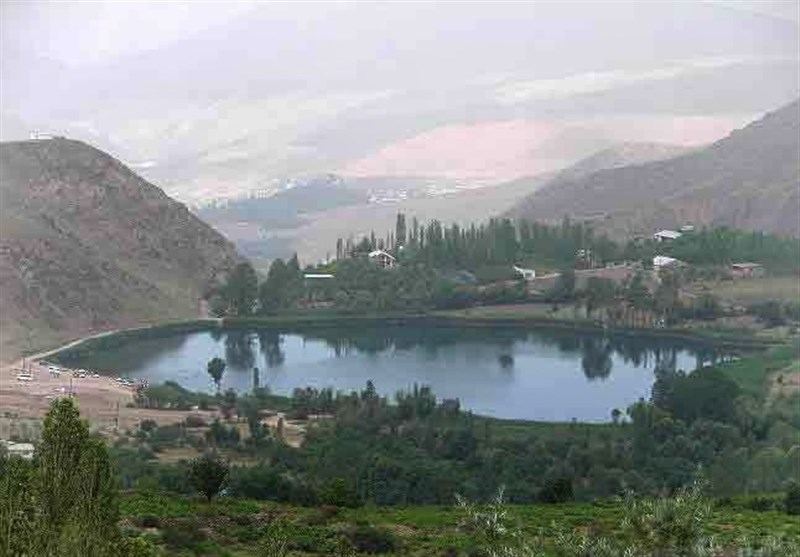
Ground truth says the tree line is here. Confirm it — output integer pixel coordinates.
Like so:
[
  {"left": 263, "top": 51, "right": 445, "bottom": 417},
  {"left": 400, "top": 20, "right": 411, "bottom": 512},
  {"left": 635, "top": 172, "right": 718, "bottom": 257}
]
[{"left": 210, "top": 214, "right": 800, "bottom": 318}]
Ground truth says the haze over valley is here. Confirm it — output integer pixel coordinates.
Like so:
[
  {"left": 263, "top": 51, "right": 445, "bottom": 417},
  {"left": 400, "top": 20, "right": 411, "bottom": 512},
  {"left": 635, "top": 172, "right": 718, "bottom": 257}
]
[{"left": 3, "top": 1, "right": 799, "bottom": 262}]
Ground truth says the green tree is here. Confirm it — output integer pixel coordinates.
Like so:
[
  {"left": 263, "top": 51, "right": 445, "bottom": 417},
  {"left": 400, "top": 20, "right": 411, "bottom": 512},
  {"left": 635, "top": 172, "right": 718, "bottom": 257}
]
[
  {"left": 321, "top": 477, "right": 361, "bottom": 508},
  {"left": 550, "top": 268, "right": 576, "bottom": 301},
  {"left": 220, "top": 388, "right": 238, "bottom": 420},
  {"left": 654, "top": 269, "right": 681, "bottom": 323},
  {"left": 259, "top": 257, "right": 303, "bottom": 312},
  {"left": 189, "top": 453, "right": 229, "bottom": 502},
  {"left": 395, "top": 212, "right": 407, "bottom": 249},
  {"left": 225, "top": 261, "right": 258, "bottom": 316},
  {"left": 1, "top": 398, "right": 120, "bottom": 556},
  {"left": 207, "top": 357, "right": 226, "bottom": 392},
  {"left": 583, "top": 277, "right": 616, "bottom": 318},
  {"left": 0, "top": 455, "right": 35, "bottom": 556}
]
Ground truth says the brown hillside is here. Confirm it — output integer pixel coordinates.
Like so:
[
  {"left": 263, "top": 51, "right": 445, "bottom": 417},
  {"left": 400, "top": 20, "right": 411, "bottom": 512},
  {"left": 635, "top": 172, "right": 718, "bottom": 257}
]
[
  {"left": 0, "top": 139, "right": 240, "bottom": 361},
  {"left": 507, "top": 100, "right": 800, "bottom": 238}
]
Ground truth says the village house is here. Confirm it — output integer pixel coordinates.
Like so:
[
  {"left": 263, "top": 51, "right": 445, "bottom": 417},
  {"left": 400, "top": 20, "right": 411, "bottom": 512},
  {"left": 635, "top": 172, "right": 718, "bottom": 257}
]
[
  {"left": 653, "top": 229, "right": 683, "bottom": 242},
  {"left": 653, "top": 255, "right": 683, "bottom": 271},
  {"left": 368, "top": 249, "right": 397, "bottom": 269},
  {"left": 513, "top": 265, "right": 536, "bottom": 280},
  {"left": 731, "top": 262, "right": 765, "bottom": 279},
  {"left": 1, "top": 440, "right": 35, "bottom": 460}
]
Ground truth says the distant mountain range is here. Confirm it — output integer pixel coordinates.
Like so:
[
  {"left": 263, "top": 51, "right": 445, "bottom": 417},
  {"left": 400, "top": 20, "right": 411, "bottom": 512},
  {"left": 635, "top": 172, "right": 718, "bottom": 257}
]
[
  {"left": 0, "top": 139, "right": 240, "bottom": 361},
  {"left": 2, "top": 3, "right": 797, "bottom": 203},
  {"left": 506, "top": 100, "right": 800, "bottom": 238}
]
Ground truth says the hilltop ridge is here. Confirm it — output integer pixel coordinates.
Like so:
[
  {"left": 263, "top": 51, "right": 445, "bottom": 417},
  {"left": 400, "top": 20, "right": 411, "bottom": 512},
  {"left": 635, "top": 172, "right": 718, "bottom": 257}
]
[{"left": 506, "top": 100, "right": 800, "bottom": 238}]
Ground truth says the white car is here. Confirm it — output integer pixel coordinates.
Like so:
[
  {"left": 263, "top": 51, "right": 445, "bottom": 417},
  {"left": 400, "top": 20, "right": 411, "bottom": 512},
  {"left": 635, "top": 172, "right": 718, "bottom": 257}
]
[{"left": 17, "top": 374, "right": 33, "bottom": 382}]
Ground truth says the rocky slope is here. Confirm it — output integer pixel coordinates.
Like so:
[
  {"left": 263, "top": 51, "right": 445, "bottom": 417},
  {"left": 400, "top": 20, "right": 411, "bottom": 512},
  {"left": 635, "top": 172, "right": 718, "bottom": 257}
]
[
  {"left": 506, "top": 100, "right": 800, "bottom": 238},
  {"left": 0, "top": 138, "right": 240, "bottom": 361}
]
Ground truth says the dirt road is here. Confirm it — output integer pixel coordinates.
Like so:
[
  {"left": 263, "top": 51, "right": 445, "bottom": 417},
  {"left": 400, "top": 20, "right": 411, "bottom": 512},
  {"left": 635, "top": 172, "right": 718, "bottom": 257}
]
[{"left": 0, "top": 328, "right": 214, "bottom": 434}]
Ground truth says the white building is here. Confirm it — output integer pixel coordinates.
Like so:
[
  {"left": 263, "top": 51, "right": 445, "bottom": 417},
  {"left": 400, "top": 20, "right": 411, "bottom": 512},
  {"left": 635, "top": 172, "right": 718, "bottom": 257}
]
[
  {"left": 1, "top": 441, "right": 35, "bottom": 460},
  {"left": 368, "top": 250, "right": 397, "bottom": 269},
  {"left": 653, "top": 255, "right": 681, "bottom": 270},
  {"left": 653, "top": 230, "right": 683, "bottom": 242},
  {"left": 513, "top": 265, "right": 536, "bottom": 280}
]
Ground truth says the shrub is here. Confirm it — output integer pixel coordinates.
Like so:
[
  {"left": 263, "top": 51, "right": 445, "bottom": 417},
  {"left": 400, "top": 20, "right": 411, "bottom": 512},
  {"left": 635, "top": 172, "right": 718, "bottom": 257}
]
[
  {"left": 785, "top": 481, "right": 800, "bottom": 515},
  {"left": 116, "top": 536, "right": 164, "bottom": 557},
  {"left": 306, "top": 504, "right": 340, "bottom": 526},
  {"left": 344, "top": 524, "right": 397, "bottom": 554},
  {"left": 321, "top": 477, "right": 361, "bottom": 508},
  {"left": 133, "top": 514, "right": 161, "bottom": 529},
  {"left": 161, "top": 521, "right": 207, "bottom": 551},
  {"left": 184, "top": 415, "right": 208, "bottom": 428},
  {"left": 140, "top": 419, "right": 158, "bottom": 433},
  {"left": 538, "top": 477, "right": 573, "bottom": 504},
  {"left": 745, "top": 495, "right": 778, "bottom": 512}
]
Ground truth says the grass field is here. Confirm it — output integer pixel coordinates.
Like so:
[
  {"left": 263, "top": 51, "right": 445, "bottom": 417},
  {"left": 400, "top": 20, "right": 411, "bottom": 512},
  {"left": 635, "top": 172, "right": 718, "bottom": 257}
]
[
  {"left": 697, "top": 276, "right": 800, "bottom": 305},
  {"left": 118, "top": 493, "right": 800, "bottom": 556}
]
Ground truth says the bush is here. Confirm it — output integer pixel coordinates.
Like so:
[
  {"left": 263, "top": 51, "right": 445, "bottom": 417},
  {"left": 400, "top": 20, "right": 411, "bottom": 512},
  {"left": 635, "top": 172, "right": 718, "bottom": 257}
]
[
  {"left": 140, "top": 419, "right": 158, "bottom": 433},
  {"left": 344, "top": 524, "right": 397, "bottom": 554},
  {"left": 538, "top": 477, "right": 574, "bottom": 504},
  {"left": 116, "top": 536, "right": 163, "bottom": 557},
  {"left": 744, "top": 495, "right": 779, "bottom": 512},
  {"left": 306, "top": 504, "right": 340, "bottom": 526},
  {"left": 785, "top": 482, "right": 800, "bottom": 515},
  {"left": 321, "top": 477, "right": 361, "bottom": 508},
  {"left": 149, "top": 424, "right": 184, "bottom": 447},
  {"left": 161, "top": 521, "right": 207, "bottom": 551},
  {"left": 133, "top": 514, "right": 161, "bottom": 529},
  {"left": 184, "top": 415, "right": 208, "bottom": 428}
]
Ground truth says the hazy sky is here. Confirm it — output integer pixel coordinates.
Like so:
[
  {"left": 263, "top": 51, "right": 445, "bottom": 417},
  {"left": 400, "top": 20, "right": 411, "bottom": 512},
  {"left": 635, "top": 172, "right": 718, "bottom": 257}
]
[
  {"left": 0, "top": 1, "right": 259, "bottom": 65},
  {"left": 3, "top": 0, "right": 798, "bottom": 67},
  {"left": 2, "top": 0, "right": 798, "bottom": 201}
]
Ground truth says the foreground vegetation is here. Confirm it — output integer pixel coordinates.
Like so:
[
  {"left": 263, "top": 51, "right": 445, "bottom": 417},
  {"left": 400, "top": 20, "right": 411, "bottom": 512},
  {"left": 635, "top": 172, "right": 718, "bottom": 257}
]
[
  {"left": 87, "top": 342, "right": 798, "bottom": 514},
  {"left": 2, "top": 398, "right": 799, "bottom": 556}
]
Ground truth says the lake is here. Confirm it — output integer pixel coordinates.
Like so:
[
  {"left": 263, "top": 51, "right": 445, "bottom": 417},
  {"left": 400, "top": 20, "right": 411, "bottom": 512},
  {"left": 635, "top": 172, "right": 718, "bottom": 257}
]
[{"left": 60, "top": 325, "right": 729, "bottom": 422}]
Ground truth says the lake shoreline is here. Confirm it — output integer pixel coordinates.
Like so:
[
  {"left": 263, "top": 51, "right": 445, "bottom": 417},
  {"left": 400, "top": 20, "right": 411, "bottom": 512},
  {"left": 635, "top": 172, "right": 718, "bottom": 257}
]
[
  {"left": 29, "top": 311, "right": 791, "bottom": 427},
  {"left": 43, "top": 310, "right": 779, "bottom": 363}
]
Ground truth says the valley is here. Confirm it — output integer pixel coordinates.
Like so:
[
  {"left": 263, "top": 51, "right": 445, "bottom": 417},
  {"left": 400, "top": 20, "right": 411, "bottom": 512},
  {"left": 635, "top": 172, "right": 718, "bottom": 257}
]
[{"left": 2, "top": 3, "right": 799, "bottom": 555}]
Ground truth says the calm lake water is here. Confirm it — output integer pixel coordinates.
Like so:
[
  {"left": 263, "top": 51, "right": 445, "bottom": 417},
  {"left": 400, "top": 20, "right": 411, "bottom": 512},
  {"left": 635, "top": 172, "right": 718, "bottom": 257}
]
[{"left": 63, "top": 326, "right": 728, "bottom": 422}]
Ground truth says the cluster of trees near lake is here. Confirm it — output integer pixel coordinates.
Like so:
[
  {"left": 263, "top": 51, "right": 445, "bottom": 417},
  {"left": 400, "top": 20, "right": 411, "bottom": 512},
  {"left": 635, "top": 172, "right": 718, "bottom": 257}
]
[
  {"left": 108, "top": 345, "right": 800, "bottom": 512},
  {"left": 210, "top": 214, "right": 800, "bottom": 319}
]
